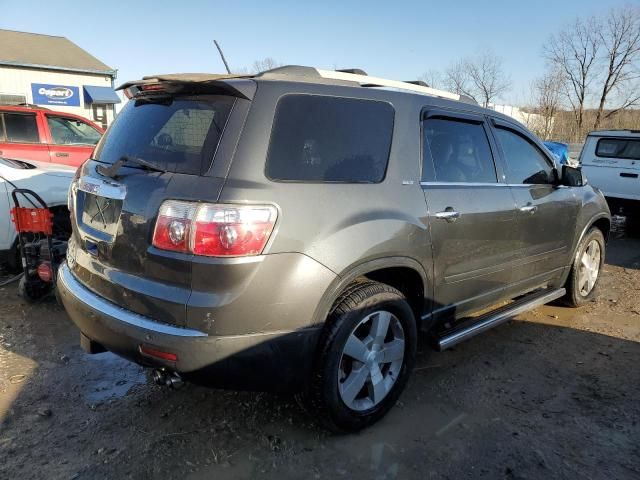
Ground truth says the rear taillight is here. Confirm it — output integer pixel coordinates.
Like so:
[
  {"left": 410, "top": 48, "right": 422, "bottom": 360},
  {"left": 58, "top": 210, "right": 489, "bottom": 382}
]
[
  {"left": 152, "top": 201, "right": 197, "bottom": 253},
  {"left": 152, "top": 201, "right": 277, "bottom": 257}
]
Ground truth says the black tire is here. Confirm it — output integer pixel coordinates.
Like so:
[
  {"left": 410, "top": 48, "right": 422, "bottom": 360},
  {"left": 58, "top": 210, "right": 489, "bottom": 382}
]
[
  {"left": 18, "top": 276, "right": 51, "bottom": 303},
  {"left": 563, "top": 228, "right": 605, "bottom": 307},
  {"left": 626, "top": 214, "right": 640, "bottom": 238},
  {"left": 305, "top": 281, "right": 417, "bottom": 432},
  {"left": 6, "top": 240, "right": 22, "bottom": 274}
]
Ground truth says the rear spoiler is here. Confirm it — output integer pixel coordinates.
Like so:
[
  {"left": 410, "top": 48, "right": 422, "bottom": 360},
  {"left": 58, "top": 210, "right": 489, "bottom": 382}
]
[{"left": 117, "top": 73, "right": 256, "bottom": 100}]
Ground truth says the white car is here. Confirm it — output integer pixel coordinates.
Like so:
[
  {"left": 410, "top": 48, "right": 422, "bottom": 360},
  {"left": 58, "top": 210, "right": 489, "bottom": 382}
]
[
  {"left": 0, "top": 157, "right": 75, "bottom": 270},
  {"left": 580, "top": 130, "right": 640, "bottom": 225}
]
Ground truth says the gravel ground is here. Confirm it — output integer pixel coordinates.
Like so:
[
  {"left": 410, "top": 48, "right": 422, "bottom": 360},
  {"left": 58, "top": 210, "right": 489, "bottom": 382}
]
[{"left": 0, "top": 233, "right": 639, "bottom": 480}]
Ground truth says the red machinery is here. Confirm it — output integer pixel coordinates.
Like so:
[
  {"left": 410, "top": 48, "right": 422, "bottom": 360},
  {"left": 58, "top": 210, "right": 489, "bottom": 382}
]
[{"left": 10, "top": 188, "right": 67, "bottom": 301}]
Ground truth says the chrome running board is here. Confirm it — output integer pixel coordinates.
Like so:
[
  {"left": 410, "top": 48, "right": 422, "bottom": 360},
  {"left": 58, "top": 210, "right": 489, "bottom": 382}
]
[{"left": 436, "top": 288, "right": 566, "bottom": 351}]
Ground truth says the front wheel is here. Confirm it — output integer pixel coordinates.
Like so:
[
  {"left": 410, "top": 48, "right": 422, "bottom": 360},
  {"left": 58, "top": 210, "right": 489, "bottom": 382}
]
[
  {"left": 306, "top": 281, "right": 417, "bottom": 432},
  {"left": 563, "top": 228, "right": 605, "bottom": 307}
]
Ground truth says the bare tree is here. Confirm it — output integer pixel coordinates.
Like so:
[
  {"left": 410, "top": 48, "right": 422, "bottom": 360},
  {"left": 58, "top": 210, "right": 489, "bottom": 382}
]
[
  {"left": 464, "top": 50, "right": 511, "bottom": 107},
  {"left": 443, "top": 60, "right": 477, "bottom": 101},
  {"left": 545, "top": 16, "right": 600, "bottom": 138},
  {"left": 593, "top": 5, "right": 640, "bottom": 129},
  {"left": 530, "top": 69, "right": 565, "bottom": 139},
  {"left": 419, "top": 69, "right": 443, "bottom": 89},
  {"left": 441, "top": 52, "right": 510, "bottom": 106},
  {"left": 251, "top": 57, "right": 282, "bottom": 73}
]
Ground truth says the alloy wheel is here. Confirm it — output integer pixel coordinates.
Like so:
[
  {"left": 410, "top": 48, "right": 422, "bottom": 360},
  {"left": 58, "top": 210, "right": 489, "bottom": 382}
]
[
  {"left": 337, "top": 310, "right": 405, "bottom": 411},
  {"left": 578, "top": 239, "right": 601, "bottom": 296}
]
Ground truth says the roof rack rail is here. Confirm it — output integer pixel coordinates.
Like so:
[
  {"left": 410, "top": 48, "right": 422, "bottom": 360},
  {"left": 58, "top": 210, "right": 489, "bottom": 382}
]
[
  {"left": 316, "top": 69, "right": 472, "bottom": 103},
  {"left": 18, "top": 103, "right": 50, "bottom": 110},
  {"left": 404, "top": 80, "right": 429, "bottom": 87},
  {"left": 336, "top": 68, "right": 368, "bottom": 76},
  {"left": 0, "top": 103, "right": 50, "bottom": 110}
]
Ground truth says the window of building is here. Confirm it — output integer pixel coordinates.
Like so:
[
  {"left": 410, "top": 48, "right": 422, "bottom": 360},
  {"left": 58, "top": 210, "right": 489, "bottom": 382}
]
[
  {"left": 495, "top": 127, "right": 555, "bottom": 184},
  {"left": 266, "top": 95, "right": 394, "bottom": 183},
  {"left": 2, "top": 113, "right": 39, "bottom": 143},
  {"left": 423, "top": 117, "right": 497, "bottom": 183},
  {"left": 0, "top": 93, "right": 27, "bottom": 105}
]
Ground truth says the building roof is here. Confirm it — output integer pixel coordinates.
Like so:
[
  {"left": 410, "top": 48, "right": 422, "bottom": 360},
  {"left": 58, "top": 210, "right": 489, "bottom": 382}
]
[{"left": 0, "top": 29, "right": 115, "bottom": 75}]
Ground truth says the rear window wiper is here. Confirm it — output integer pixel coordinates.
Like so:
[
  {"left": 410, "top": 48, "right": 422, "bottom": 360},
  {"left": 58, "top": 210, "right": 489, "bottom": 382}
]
[{"left": 97, "top": 155, "right": 167, "bottom": 177}]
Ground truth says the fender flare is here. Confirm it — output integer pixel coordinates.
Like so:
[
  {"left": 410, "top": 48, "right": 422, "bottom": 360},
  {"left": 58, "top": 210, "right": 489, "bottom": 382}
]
[
  {"left": 575, "top": 213, "right": 611, "bottom": 251},
  {"left": 310, "top": 256, "right": 430, "bottom": 327},
  {"left": 561, "top": 213, "right": 611, "bottom": 286}
]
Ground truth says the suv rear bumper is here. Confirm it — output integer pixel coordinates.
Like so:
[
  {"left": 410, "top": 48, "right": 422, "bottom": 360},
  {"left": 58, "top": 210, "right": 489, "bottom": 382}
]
[{"left": 57, "top": 262, "right": 321, "bottom": 391}]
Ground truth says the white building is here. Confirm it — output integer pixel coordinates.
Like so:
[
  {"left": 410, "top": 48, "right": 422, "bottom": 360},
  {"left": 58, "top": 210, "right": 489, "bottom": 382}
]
[
  {"left": 0, "top": 29, "right": 120, "bottom": 128},
  {"left": 487, "top": 103, "right": 547, "bottom": 133}
]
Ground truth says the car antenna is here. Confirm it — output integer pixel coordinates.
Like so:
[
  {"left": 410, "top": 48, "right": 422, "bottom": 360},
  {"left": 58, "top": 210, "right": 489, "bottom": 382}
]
[{"left": 213, "top": 40, "right": 231, "bottom": 74}]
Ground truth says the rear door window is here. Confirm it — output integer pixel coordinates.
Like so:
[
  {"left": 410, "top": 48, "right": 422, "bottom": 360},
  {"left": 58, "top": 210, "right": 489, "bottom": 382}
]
[
  {"left": 596, "top": 138, "right": 640, "bottom": 160},
  {"left": 266, "top": 95, "right": 394, "bottom": 182},
  {"left": 2, "top": 113, "right": 39, "bottom": 143},
  {"left": 94, "top": 95, "right": 235, "bottom": 175},
  {"left": 423, "top": 117, "right": 497, "bottom": 183}
]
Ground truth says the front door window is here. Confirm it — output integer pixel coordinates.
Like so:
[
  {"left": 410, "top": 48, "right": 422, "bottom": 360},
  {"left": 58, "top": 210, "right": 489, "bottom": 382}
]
[{"left": 46, "top": 116, "right": 101, "bottom": 146}]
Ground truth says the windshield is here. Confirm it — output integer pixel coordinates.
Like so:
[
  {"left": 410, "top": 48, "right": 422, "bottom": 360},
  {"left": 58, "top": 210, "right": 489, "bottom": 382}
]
[{"left": 94, "top": 94, "right": 235, "bottom": 175}]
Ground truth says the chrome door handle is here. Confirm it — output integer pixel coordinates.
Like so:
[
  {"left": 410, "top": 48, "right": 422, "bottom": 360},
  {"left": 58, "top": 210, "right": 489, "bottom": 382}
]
[
  {"left": 519, "top": 204, "right": 538, "bottom": 214},
  {"left": 54, "top": 152, "right": 70, "bottom": 157},
  {"left": 435, "top": 209, "right": 461, "bottom": 223}
]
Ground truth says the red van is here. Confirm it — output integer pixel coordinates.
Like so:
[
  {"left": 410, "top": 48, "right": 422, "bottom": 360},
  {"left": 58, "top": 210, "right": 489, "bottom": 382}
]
[{"left": 0, "top": 104, "right": 104, "bottom": 167}]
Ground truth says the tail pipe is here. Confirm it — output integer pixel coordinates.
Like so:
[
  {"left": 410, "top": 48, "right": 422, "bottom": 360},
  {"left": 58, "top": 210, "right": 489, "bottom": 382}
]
[{"left": 152, "top": 369, "right": 184, "bottom": 389}]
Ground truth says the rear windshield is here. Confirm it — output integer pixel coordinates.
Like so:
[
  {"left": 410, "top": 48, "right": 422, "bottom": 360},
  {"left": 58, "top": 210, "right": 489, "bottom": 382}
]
[
  {"left": 265, "top": 95, "right": 394, "bottom": 183},
  {"left": 595, "top": 138, "right": 640, "bottom": 160},
  {"left": 94, "top": 95, "right": 235, "bottom": 175}
]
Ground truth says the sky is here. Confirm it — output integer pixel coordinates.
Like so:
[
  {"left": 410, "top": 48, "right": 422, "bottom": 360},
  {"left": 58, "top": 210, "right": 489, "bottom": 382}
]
[{"left": 0, "top": 0, "right": 624, "bottom": 105}]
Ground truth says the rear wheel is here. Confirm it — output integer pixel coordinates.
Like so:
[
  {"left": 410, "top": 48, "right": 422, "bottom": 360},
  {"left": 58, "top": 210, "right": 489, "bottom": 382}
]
[
  {"left": 306, "top": 281, "right": 417, "bottom": 432},
  {"left": 563, "top": 228, "right": 605, "bottom": 307}
]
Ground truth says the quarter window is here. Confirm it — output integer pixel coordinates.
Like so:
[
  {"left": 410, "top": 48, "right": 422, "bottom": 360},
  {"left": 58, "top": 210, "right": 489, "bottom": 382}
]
[
  {"left": 2, "top": 113, "right": 39, "bottom": 143},
  {"left": 495, "top": 127, "right": 554, "bottom": 184},
  {"left": 423, "top": 117, "right": 497, "bottom": 183},
  {"left": 595, "top": 138, "right": 640, "bottom": 160},
  {"left": 266, "top": 95, "right": 394, "bottom": 183}
]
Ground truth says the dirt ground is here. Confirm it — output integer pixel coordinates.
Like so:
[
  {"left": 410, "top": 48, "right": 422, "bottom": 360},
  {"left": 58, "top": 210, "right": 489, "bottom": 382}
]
[{"left": 1, "top": 229, "right": 639, "bottom": 480}]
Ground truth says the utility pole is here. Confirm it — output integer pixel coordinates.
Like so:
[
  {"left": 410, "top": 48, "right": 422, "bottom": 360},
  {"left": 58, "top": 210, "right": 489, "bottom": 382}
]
[{"left": 213, "top": 40, "right": 231, "bottom": 74}]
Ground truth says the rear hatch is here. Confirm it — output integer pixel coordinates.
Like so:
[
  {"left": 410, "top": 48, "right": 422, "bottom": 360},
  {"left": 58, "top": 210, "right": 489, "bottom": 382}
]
[{"left": 68, "top": 88, "right": 240, "bottom": 326}]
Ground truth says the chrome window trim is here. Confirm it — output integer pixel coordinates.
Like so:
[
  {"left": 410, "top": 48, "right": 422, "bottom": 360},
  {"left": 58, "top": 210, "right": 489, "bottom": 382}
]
[
  {"left": 420, "top": 182, "right": 557, "bottom": 188},
  {"left": 420, "top": 181, "right": 507, "bottom": 187}
]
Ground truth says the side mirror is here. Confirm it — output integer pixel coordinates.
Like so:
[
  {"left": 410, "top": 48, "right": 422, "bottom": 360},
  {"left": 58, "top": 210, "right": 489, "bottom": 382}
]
[{"left": 561, "top": 164, "right": 585, "bottom": 187}]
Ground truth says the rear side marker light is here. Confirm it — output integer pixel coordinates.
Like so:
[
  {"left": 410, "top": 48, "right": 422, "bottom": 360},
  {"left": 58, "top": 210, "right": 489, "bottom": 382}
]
[
  {"left": 139, "top": 345, "right": 178, "bottom": 362},
  {"left": 152, "top": 201, "right": 277, "bottom": 257}
]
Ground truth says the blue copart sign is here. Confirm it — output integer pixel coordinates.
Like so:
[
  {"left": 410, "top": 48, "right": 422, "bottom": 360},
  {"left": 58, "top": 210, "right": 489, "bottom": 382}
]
[{"left": 31, "top": 83, "right": 80, "bottom": 106}]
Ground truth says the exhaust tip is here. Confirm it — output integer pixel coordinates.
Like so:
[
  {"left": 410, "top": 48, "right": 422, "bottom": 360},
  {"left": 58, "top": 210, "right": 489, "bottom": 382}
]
[
  {"left": 152, "top": 368, "right": 167, "bottom": 386},
  {"left": 151, "top": 369, "right": 183, "bottom": 389}
]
